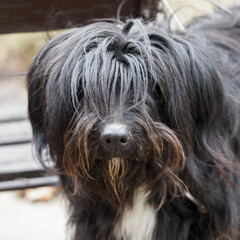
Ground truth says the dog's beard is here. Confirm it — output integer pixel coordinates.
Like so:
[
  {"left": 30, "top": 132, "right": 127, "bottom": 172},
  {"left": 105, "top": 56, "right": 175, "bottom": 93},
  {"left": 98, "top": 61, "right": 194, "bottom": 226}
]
[
  {"left": 68, "top": 156, "right": 149, "bottom": 210},
  {"left": 107, "top": 158, "right": 127, "bottom": 200}
]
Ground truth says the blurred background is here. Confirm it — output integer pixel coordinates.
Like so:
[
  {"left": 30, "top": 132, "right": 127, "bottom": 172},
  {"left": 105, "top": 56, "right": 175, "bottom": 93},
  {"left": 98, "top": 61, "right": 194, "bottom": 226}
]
[{"left": 0, "top": 0, "right": 238, "bottom": 239}]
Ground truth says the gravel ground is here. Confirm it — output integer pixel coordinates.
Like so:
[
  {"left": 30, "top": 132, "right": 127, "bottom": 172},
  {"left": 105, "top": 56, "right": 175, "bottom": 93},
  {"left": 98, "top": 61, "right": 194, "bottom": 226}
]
[{"left": 0, "top": 190, "right": 69, "bottom": 240}]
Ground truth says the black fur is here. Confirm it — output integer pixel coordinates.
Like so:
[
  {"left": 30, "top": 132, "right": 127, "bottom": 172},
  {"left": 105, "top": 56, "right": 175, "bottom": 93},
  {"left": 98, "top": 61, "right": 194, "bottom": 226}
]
[{"left": 28, "top": 7, "right": 240, "bottom": 240}]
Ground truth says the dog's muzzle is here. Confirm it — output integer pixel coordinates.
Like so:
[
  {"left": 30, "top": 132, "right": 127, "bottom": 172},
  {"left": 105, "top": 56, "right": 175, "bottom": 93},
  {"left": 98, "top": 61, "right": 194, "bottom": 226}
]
[{"left": 101, "top": 124, "right": 131, "bottom": 155}]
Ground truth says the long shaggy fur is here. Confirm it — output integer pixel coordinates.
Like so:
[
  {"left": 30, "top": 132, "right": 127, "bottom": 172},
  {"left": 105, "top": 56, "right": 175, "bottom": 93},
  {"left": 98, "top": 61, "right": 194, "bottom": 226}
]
[{"left": 28, "top": 6, "right": 240, "bottom": 240}]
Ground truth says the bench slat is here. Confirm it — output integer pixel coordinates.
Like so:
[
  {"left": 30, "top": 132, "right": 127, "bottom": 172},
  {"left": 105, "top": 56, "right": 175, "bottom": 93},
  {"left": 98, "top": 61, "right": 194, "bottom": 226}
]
[
  {"left": 0, "top": 175, "right": 60, "bottom": 191},
  {"left": 0, "top": 169, "right": 49, "bottom": 181},
  {"left": 0, "top": 143, "right": 41, "bottom": 173},
  {"left": 0, "top": 120, "right": 32, "bottom": 146},
  {"left": 0, "top": 0, "right": 140, "bottom": 34},
  {"left": 0, "top": 105, "right": 28, "bottom": 123}
]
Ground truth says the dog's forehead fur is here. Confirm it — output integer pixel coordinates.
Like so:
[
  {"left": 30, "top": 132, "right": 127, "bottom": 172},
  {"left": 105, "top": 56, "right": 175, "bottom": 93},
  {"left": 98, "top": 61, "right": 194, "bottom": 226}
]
[
  {"left": 42, "top": 20, "right": 154, "bottom": 113},
  {"left": 33, "top": 19, "right": 221, "bottom": 122}
]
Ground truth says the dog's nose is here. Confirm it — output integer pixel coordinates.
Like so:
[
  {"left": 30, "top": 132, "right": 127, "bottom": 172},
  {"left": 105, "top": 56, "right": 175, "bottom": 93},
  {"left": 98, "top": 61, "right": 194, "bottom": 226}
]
[{"left": 101, "top": 124, "right": 131, "bottom": 152}]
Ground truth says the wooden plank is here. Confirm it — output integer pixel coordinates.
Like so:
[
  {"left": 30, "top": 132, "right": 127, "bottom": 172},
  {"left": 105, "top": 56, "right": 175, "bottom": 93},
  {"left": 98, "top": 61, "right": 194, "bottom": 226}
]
[
  {"left": 0, "top": 175, "right": 60, "bottom": 191},
  {"left": 0, "top": 169, "right": 47, "bottom": 181},
  {"left": 0, "top": 120, "right": 32, "bottom": 146},
  {"left": 0, "top": 0, "right": 141, "bottom": 34},
  {"left": 0, "top": 143, "right": 43, "bottom": 174},
  {"left": 0, "top": 105, "right": 28, "bottom": 123}
]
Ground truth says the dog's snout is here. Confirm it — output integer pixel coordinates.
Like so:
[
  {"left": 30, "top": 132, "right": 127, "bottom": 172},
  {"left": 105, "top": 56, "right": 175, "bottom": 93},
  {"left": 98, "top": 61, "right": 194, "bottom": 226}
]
[{"left": 101, "top": 124, "right": 131, "bottom": 152}]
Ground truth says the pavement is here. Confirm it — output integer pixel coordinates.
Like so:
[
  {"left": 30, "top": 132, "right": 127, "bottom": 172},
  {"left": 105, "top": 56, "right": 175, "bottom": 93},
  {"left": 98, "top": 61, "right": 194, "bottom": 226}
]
[{"left": 0, "top": 190, "right": 69, "bottom": 240}]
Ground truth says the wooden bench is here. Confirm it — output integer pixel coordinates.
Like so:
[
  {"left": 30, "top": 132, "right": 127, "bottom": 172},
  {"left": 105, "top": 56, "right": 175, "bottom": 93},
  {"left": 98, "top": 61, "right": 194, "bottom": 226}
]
[{"left": 0, "top": 0, "right": 157, "bottom": 191}]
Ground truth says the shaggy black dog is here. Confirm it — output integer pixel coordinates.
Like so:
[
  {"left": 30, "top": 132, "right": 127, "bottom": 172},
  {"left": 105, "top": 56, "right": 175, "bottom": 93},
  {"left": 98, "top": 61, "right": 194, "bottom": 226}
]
[{"left": 28, "top": 6, "right": 240, "bottom": 240}]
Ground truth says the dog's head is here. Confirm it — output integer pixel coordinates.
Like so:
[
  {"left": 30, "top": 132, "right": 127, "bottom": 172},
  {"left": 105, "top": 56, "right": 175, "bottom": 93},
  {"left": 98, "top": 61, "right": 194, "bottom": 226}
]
[{"left": 28, "top": 19, "right": 223, "bottom": 210}]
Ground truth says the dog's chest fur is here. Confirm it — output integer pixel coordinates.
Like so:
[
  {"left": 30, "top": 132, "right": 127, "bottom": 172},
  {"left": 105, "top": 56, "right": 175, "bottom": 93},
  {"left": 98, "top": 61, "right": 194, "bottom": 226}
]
[{"left": 114, "top": 188, "right": 157, "bottom": 240}]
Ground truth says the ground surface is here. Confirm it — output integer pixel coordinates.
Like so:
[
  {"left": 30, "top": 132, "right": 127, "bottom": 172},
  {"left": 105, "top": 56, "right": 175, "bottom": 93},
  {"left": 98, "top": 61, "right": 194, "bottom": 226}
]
[{"left": 0, "top": 190, "right": 68, "bottom": 240}]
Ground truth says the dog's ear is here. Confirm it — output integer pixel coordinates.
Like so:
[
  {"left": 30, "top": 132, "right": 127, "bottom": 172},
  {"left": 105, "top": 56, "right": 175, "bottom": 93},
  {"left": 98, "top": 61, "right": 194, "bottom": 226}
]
[
  {"left": 177, "top": 38, "right": 224, "bottom": 131},
  {"left": 150, "top": 34, "right": 224, "bottom": 139},
  {"left": 28, "top": 45, "right": 49, "bottom": 161},
  {"left": 149, "top": 33, "right": 232, "bottom": 177},
  {"left": 27, "top": 32, "right": 77, "bottom": 164}
]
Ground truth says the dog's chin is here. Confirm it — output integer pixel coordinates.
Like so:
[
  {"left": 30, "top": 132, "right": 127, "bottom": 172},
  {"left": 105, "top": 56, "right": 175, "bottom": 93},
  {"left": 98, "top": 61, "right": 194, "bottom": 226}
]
[
  {"left": 74, "top": 156, "right": 149, "bottom": 210},
  {"left": 104, "top": 156, "right": 147, "bottom": 189}
]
